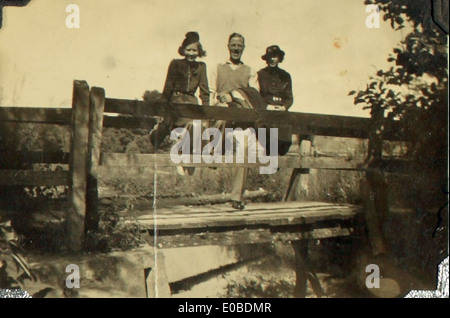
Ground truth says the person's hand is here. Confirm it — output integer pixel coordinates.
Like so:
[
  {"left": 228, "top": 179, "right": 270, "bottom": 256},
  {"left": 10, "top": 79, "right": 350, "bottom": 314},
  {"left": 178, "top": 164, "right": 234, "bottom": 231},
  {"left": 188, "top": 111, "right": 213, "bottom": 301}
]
[{"left": 218, "top": 93, "right": 232, "bottom": 104}]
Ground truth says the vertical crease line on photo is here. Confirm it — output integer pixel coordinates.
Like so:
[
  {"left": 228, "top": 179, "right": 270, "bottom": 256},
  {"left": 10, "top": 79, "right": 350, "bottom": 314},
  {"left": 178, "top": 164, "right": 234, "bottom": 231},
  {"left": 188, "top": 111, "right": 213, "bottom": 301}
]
[{"left": 153, "top": 150, "right": 158, "bottom": 297}]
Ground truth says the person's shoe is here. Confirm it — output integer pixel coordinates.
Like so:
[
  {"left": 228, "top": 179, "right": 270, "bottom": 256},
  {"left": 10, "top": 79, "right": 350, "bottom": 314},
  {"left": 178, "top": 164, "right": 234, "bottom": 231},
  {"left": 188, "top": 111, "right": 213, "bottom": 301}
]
[
  {"left": 176, "top": 166, "right": 185, "bottom": 176},
  {"left": 150, "top": 119, "right": 172, "bottom": 148},
  {"left": 231, "top": 200, "right": 245, "bottom": 210},
  {"left": 185, "top": 167, "right": 196, "bottom": 176}
]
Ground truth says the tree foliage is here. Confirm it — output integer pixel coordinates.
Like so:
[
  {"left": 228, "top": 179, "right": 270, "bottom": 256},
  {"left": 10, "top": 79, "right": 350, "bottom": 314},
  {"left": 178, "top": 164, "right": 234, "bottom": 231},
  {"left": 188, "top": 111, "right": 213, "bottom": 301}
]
[
  {"left": 100, "top": 90, "right": 165, "bottom": 154},
  {"left": 350, "top": 0, "right": 448, "bottom": 183},
  {"left": 348, "top": 0, "right": 449, "bottom": 235}
]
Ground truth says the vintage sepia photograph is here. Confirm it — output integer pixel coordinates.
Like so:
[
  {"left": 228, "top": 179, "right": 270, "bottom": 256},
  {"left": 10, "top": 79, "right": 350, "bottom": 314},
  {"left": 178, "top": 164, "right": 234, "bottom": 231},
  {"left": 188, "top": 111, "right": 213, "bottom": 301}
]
[{"left": 0, "top": 0, "right": 448, "bottom": 300}]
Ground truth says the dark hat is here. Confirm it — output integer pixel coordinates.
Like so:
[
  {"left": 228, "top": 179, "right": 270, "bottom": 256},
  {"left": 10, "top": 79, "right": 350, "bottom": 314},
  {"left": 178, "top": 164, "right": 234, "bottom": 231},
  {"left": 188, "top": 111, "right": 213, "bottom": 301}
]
[
  {"left": 261, "top": 45, "right": 285, "bottom": 62},
  {"left": 182, "top": 32, "right": 200, "bottom": 48},
  {"left": 178, "top": 31, "right": 206, "bottom": 57}
]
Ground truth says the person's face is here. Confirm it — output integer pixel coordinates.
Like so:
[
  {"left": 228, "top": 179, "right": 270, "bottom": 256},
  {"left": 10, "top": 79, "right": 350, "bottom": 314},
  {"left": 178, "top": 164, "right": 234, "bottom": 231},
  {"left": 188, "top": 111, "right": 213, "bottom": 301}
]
[
  {"left": 184, "top": 43, "right": 199, "bottom": 62},
  {"left": 267, "top": 55, "right": 280, "bottom": 68},
  {"left": 228, "top": 37, "right": 245, "bottom": 62}
]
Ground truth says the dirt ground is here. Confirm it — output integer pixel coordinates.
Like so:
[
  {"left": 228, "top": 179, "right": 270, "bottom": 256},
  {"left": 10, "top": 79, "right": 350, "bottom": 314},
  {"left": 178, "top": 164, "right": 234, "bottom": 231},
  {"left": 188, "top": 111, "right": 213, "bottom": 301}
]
[{"left": 169, "top": 240, "right": 364, "bottom": 298}]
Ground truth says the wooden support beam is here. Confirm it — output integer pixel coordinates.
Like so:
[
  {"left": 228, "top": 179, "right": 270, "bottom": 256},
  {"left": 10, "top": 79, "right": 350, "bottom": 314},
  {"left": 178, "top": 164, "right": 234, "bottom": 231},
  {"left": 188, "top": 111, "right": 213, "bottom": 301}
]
[
  {"left": 292, "top": 240, "right": 309, "bottom": 298},
  {"left": 99, "top": 152, "right": 405, "bottom": 172},
  {"left": 100, "top": 153, "right": 296, "bottom": 168},
  {"left": 0, "top": 170, "right": 69, "bottom": 186},
  {"left": 0, "top": 151, "right": 70, "bottom": 164},
  {"left": 103, "top": 116, "right": 158, "bottom": 129},
  {"left": 285, "top": 168, "right": 310, "bottom": 201},
  {"left": 67, "top": 80, "right": 90, "bottom": 252},
  {"left": 104, "top": 99, "right": 258, "bottom": 123},
  {"left": 291, "top": 240, "right": 325, "bottom": 298},
  {"left": 146, "top": 227, "right": 354, "bottom": 249},
  {"left": 97, "top": 166, "right": 159, "bottom": 180},
  {"left": 99, "top": 153, "right": 367, "bottom": 170},
  {"left": 85, "top": 87, "right": 105, "bottom": 232},
  {"left": 99, "top": 189, "right": 269, "bottom": 207},
  {"left": 134, "top": 203, "right": 360, "bottom": 230},
  {"left": 145, "top": 251, "right": 171, "bottom": 298},
  {"left": 103, "top": 98, "right": 408, "bottom": 141},
  {"left": 286, "top": 136, "right": 311, "bottom": 201}
]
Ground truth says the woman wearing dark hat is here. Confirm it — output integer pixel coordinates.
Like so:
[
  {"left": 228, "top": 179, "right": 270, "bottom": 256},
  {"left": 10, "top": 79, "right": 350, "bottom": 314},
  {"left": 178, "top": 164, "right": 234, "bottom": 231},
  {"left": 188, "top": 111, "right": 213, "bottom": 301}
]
[
  {"left": 162, "top": 31, "right": 209, "bottom": 105},
  {"left": 257, "top": 45, "right": 293, "bottom": 155},
  {"left": 258, "top": 45, "right": 293, "bottom": 110},
  {"left": 152, "top": 32, "right": 210, "bottom": 175}
]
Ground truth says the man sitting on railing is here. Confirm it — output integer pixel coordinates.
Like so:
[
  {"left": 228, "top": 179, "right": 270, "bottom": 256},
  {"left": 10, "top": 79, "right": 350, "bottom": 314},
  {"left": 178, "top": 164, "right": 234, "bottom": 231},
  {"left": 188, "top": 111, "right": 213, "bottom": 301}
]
[{"left": 209, "top": 32, "right": 260, "bottom": 210}]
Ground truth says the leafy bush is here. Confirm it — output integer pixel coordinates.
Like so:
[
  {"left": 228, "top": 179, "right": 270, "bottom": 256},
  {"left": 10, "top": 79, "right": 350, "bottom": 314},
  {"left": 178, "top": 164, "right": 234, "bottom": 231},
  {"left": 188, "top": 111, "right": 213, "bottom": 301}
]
[
  {"left": 0, "top": 123, "right": 69, "bottom": 204},
  {"left": 85, "top": 205, "right": 146, "bottom": 252}
]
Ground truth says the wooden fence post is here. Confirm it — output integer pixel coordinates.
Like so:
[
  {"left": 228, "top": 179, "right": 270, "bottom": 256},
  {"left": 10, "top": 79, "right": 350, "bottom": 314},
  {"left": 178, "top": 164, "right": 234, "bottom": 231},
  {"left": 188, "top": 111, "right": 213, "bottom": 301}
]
[
  {"left": 86, "top": 87, "right": 105, "bottom": 232},
  {"left": 67, "top": 80, "right": 90, "bottom": 252},
  {"left": 362, "top": 107, "right": 390, "bottom": 256},
  {"left": 285, "top": 135, "right": 313, "bottom": 201},
  {"left": 291, "top": 240, "right": 324, "bottom": 298}
]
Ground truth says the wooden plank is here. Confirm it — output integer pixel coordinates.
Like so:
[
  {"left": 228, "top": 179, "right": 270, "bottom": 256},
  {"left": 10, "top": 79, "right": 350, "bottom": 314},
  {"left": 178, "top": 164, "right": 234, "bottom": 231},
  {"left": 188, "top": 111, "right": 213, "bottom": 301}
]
[
  {"left": 99, "top": 153, "right": 366, "bottom": 170},
  {"left": 150, "top": 204, "right": 359, "bottom": 219},
  {"left": 86, "top": 87, "right": 105, "bottom": 232},
  {"left": 0, "top": 107, "right": 71, "bottom": 125},
  {"left": 153, "top": 217, "right": 249, "bottom": 230},
  {"left": 135, "top": 205, "right": 359, "bottom": 230},
  {"left": 104, "top": 99, "right": 258, "bottom": 123},
  {"left": 139, "top": 211, "right": 357, "bottom": 229},
  {"left": 103, "top": 99, "right": 407, "bottom": 141},
  {"left": 99, "top": 188, "right": 267, "bottom": 206},
  {"left": 0, "top": 151, "right": 70, "bottom": 164},
  {"left": 145, "top": 226, "right": 354, "bottom": 248},
  {"left": 104, "top": 98, "right": 169, "bottom": 116},
  {"left": 67, "top": 80, "right": 90, "bottom": 252},
  {"left": 100, "top": 153, "right": 287, "bottom": 168},
  {"left": 103, "top": 116, "right": 158, "bottom": 129},
  {"left": 129, "top": 199, "right": 355, "bottom": 214},
  {"left": 137, "top": 206, "right": 357, "bottom": 223},
  {"left": 0, "top": 170, "right": 69, "bottom": 186},
  {"left": 97, "top": 166, "right": 158, "bottom": 180},
  {"left": 136, "top": 201, "right": 357, "bottom": 216},
  {"left": 228, "top": 208, "right": 355, "bottom": 227}
]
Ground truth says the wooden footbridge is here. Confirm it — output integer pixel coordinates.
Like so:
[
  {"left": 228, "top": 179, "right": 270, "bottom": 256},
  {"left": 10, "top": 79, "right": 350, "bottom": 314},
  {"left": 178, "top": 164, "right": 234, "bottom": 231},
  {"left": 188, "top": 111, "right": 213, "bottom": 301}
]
[
  {"left": 137, "top": 201, "right": 361, "bottom": 248},
  {"left": 0, "top": 80, "right": 409, "bottom": 297}
]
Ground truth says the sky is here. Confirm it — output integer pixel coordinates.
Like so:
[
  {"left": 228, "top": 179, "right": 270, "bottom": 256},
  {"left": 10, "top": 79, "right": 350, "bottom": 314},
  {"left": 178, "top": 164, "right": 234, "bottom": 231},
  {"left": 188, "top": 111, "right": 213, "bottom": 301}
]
[{"left": 0, "top": 0, "right": 407, "bottom": 117}]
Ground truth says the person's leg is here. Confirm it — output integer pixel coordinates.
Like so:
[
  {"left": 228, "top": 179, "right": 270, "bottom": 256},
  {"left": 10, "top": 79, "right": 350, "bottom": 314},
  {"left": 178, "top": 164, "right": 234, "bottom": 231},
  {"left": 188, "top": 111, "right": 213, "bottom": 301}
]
[
  {"left": 230, "top": 167, "right": 248, "bottom": 200},
  {"left": 228, "top": 128, "right": 256, "bottom": 210},
  {"left": 173, "top": 94, "right": 199, "bottom": 176},
  {"left": 149, "top": 117, "right": 173, "bottom": 148},
  {"left": 183, "top": 121, "right": 196, "bottom": 176}
]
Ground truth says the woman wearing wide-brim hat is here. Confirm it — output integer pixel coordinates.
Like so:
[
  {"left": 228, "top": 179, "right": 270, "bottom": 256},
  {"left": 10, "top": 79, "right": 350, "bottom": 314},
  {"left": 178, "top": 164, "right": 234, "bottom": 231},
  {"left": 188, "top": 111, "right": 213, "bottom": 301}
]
[{"left": 257, "top": 45, "right": 293, "bottom": 156}]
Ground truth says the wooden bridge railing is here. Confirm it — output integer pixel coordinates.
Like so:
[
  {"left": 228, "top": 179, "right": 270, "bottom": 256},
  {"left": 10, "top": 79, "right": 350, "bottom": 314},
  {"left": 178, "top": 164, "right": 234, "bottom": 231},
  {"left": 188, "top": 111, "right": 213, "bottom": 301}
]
[{"left": 0, "top": 80, "right": 409, "bottom": 252}]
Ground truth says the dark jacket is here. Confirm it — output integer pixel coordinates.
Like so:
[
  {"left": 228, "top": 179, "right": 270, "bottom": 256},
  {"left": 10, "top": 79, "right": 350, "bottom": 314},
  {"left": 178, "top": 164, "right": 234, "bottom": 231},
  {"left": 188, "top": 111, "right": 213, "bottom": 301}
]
[
  {"left": 257, "top": 66, "right": 293, "bottom": 109},
  {"left": 162, "top": 59, "right": 210, "bottom": 105}
]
